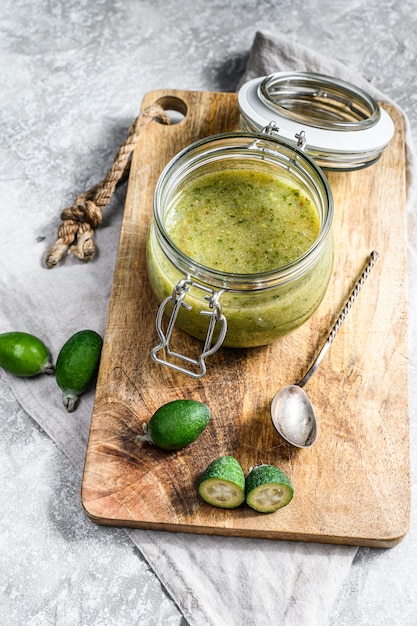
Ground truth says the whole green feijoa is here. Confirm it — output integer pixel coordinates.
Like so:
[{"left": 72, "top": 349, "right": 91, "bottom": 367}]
[
  {"left": 55, "top": 330, "right": 103, "bottom": 412},
  {"left": 0, "top": 331, "right": 54, "bottom": 377},
  {"left": 137, "top": 399, "right": 210, "bottom": 450}
]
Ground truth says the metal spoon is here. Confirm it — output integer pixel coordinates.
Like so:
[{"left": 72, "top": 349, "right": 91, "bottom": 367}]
[{"left": 271, "top": 250, "right": 379, "bottom": 448}]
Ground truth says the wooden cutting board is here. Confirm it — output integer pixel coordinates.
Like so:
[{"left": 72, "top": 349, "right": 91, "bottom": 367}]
[{"left": 81, "top": 90, "right": 410, "bottom": 547}]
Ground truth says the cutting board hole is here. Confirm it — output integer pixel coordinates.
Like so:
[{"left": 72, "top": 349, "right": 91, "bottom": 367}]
[{"left": 155, "top": 96, "right": 187, "bottom": 124}]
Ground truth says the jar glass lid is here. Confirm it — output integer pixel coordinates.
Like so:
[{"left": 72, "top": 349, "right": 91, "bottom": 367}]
[{"left": 238, "top": 72, "right": 395, "bottom": 170}]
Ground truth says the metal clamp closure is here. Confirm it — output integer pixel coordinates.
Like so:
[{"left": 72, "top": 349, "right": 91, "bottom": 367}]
[{"left": 151, "top": 278, "right": 227, "bottom": 378}]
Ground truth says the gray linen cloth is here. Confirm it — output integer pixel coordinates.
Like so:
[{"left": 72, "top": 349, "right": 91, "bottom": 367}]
[{"left": 1, "top": 31, "right": 415, "bottom": 626}]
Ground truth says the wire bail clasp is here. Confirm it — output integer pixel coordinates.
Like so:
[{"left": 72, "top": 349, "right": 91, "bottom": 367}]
[{"left": 151, "top": 278, "right": 227, "bottom": 378}]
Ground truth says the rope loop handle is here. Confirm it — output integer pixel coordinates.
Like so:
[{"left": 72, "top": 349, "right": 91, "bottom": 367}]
[{"left": 45, "top": 103, "right": 171, "bottom": 268}]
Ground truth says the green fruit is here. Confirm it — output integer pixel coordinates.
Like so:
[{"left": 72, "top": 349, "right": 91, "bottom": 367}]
[
  {"left": 55, "top": 330, "right": 103, "bottom": 412},
  {"left": 0, "top": 331, "right": 54, "bottom": 377},
  {"left": 198, "top": 456, "right": 245, "bottom": 509},
  {"left": 245, "top": 464, "right": 294, "bottom": 513},
  {"left": 137, "top": 399, "right": 210, "bottom": 450}
]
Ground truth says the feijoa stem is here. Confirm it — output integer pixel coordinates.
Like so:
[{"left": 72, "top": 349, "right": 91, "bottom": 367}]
[
  {"left": 136, "top": 422, "right": 152, "bottom": 444},
  {"left": 62, "top": 392, "right": 79, "bottom": 413},
  {"left": 43, "top": 361, "right": 55, "bottom": 375}
]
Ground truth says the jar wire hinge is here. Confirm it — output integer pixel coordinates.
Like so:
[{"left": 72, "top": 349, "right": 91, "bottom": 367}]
[{"left": 261, "top": 121, "right": 307, "bottom": 150}]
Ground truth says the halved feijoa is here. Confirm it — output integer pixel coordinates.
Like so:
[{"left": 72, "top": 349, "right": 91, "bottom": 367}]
[
  {"left": 245, "top": 464, "right": 293, "bottom": 513},
  {"left": 198, "top": 456, "right": 245, "bottom": 509}
]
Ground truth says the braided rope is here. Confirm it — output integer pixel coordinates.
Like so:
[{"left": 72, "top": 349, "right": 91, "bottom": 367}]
[{"left": 45, "top": 103, "right": 171, "bottom": 268}]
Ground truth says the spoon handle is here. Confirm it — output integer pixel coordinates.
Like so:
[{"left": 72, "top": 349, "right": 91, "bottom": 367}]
[{"left": 297, "top": 250, "right": 380, "bottom": 388}]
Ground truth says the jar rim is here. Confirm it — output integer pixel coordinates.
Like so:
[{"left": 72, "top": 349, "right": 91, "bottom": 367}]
[
  {"left": 153, "top": 131, "right": 333, "bottom": 291},
  {"left": 238, "top": 72, "right": 395, "bottom": 170},
  {"left": 259, "top": 71, "right": 381, "bottom": 131}
]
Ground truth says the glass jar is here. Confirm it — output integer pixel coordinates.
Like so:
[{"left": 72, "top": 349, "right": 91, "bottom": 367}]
[{"left": 146, "top": 131, "right": 334, "bottom": 377}]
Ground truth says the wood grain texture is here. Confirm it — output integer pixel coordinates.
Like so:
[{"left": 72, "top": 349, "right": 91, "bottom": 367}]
[{"left": 81, "top": 90, "right": 410, "bottom": 547}]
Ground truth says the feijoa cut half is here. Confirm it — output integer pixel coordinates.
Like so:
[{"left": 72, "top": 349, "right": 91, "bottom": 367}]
[
  {"left": 55, "top": 330, "right": 103, "bottom": 412},
  {"left": 137, "top": 399, "right": 210, "bottom": 450},
  {"left": 0, "top": 331, "right": 54, "bottom": 377},
  {"left": 245, "top": 464, "right": 294, "bottom": 513},
  {"left": 198, "top": 456, "right": 245, "bottom": 509}
]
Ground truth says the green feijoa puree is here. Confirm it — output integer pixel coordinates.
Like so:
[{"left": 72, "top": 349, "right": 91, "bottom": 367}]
[
  {"left": 147, "top": 166, "right": 333, "bottom": 348},
  {"left": 166, "top": 169, "right": 320, "bottom": 273}
]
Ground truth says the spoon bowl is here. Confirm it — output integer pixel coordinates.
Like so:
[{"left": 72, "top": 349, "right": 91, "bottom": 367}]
[
  {"left": 270, "top": 251, "right": 379, "bottom": 448},
  {"left": 271, "top": 385, "right": 317, "bottom": 448}
]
